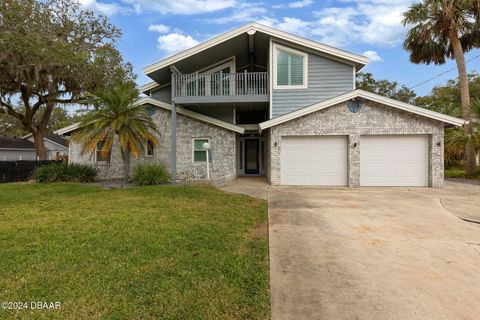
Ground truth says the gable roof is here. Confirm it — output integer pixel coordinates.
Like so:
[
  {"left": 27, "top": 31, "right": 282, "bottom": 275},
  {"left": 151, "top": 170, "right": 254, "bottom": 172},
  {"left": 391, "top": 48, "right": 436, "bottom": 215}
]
[
  {"left": 55, "top": 97, "right": 245, "bottom": 135},
  {"left": 0, "top": 136, "right": 35, "bottom": 150},
  {"left": 44, "top": 134, "right": 69, "bottom": 148},
  {"left": 21, "top": 133, "right": 69, "bottom": 149},
  {"left": 143, "top": 22, "right": 368, "bottom": 77},
  {"left": 140, "top": 81, "right": 162, "bottom": 94},
  {"left": 259, "top": 89, "right": 465, "bottom": 131}
]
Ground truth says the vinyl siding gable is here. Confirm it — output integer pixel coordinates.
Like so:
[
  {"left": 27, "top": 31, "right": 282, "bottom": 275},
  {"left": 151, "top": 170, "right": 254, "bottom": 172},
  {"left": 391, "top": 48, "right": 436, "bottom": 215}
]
[
  {"left": 151, "top": 85, "right": 172, "bottom": 103},
  {"left": 272, "top": 50, "right": 353, "bottom": 118}
]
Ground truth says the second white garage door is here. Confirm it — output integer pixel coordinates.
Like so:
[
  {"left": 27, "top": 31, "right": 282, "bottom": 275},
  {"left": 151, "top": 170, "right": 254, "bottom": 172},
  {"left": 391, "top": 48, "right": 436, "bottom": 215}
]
[
  {"left": 281, "top": 136, "right": 347, "bottom": 186},
  {"left": 360, "top": 135, "right": 428, "bottom": 186}
]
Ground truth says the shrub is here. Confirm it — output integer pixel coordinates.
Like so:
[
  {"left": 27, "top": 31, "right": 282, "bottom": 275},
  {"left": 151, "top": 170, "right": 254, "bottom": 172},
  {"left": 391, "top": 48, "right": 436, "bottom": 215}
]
[
  {"left": 132, "top": 163, "right": 170, "bottom": 185},
  {"left": 445, "top": 167, "right": 480, "bottom": 179},
  {"left": 33, "top": 163, "right": 97, "bottom": 183}
]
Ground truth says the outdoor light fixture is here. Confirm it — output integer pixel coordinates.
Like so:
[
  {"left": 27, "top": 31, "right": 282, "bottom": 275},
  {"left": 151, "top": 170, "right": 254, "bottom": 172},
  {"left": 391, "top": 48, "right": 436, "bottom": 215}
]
[
  {"left": 353, "top": 142, "right": 358, "bottom": 148},
  {"left": 437, "top": 141, "right": 442, "bottom": 147},
  {"left": 274, "top": 141, "right": 277, "bottom": 147}
]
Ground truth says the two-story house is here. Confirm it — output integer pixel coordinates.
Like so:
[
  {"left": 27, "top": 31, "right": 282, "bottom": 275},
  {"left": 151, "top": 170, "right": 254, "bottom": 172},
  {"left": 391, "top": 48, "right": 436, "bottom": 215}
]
[{"left": 64, "top": 23, "right": 464, "bottom": 187}]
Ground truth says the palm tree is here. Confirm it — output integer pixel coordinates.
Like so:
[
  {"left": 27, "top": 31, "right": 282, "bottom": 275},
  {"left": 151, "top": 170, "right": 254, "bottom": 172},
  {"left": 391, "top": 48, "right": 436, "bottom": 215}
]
[
  {"left": 73, "top": 85, "right": 158, "bottom": 182},
  {"left": 403, "top": 0, "right": 480, "bottom": 174},
  {"left": 445, "top": 99, "right": 480, "bottom": 169}
]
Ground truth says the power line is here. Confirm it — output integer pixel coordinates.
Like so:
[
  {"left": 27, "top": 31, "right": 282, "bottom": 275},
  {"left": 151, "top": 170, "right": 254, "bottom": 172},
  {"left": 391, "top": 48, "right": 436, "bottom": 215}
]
[{"left": 409, "top": 53, "right": 480, "bottom": 90}]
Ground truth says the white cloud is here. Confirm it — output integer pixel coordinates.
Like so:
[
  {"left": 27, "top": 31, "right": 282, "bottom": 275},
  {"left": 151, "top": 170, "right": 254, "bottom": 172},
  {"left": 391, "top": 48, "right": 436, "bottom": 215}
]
[
  {"left": 204, "top": 0, "right": 413, "bottom": 49},
  {"left": 288, "top": 0, "right": 314, "bottom": 8},
  {"left": 273, "top": 0, "right": 314, "bottom": 9},
  {"left": 133, "top": 3, "right": 142, "bottom": 14},
  {"left": 204, "top": 3, "right": 267, "bottom": 24},
  {"left": 79, "top": 0, "right": 123, "bottom": 16},
  {"left": 363, "top": 50, "right": 383, "bottom": 62},
  {"left": 275, "top": 17, "right": 312, "bottom": 36},
  {"left": 155, "top": 33, "right": 200, "bottom": 55},
  {"left": 148, "top": 24, "right": 170, "bottom": 34},
  {"left": 311, "top": 0, "right": 415, "bottom": 47},
  {"left": 124, "top": 0, "right": 236, "bottom": 15},
  {"left": 254, "top": 0, "right": 415, "bottom": 48}
]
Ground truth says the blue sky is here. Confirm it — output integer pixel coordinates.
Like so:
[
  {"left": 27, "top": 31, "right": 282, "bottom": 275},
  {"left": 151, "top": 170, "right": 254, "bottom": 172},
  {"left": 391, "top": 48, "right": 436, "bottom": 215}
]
[{"left": 80, "top": 0, "right": 480, "bottom": 96}]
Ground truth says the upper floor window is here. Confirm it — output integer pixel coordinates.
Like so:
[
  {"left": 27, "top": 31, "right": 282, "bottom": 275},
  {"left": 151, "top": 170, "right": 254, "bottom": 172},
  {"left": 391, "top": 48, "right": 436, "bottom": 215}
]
[{"left": 273, "top": 44, "right": 308, "bottom": 89}]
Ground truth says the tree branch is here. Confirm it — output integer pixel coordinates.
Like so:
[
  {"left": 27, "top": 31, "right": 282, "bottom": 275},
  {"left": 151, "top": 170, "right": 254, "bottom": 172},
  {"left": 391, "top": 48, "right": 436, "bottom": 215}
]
[
  {"left": 0, "top": 98, "right": 25, "bottom": 122},
  {"left": 39, "top": 100, "right": 55, "bottom": 130}
]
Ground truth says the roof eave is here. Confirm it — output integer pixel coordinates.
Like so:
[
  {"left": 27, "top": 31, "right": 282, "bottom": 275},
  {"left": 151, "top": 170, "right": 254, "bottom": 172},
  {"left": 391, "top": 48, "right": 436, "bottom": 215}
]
[
  {"left": 143, "top": 22, "right": 368, "bottom": 78},
  {"left": 135, "top": 97, "right": 246, "bottom": 134},
  {"left": 55, "top": 98, "right": 245, "bottom": 135},
  {"left": 259, "top": 89, "right": 465, "bottom": 130}
]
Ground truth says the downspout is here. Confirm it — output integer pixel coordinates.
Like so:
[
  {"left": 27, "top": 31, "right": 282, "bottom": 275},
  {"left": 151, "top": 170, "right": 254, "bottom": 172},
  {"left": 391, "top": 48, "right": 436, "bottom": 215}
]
[{"left": 170, "top": 66, "right": 178, "bottom": 180}]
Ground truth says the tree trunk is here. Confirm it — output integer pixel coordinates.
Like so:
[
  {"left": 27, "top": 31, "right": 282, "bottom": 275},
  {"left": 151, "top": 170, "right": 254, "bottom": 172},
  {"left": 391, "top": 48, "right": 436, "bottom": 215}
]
[
  {"left": 32, "top": 129, "right": 47, "bottom": 160},
  {"left": 120, "top": 145, "right": 130, "bottom": 184},
  {"left": 449, "top": 31, "right": 476, "bottom": 174}
]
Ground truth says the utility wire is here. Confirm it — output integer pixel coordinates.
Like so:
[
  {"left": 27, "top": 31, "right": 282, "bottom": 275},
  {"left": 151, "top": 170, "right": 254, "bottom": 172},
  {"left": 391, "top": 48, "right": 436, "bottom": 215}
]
[{"left": 409, "top": 53, "right": 480, "bottom": 90}]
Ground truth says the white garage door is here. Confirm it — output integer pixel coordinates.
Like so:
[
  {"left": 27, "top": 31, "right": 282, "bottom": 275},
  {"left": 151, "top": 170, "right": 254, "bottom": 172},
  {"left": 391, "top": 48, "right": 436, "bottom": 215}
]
[
  {"left": 281, "top": 136, "right": 347, "bottom": 186},
  {"left": 360, "top": 135, "right": 428, "bottom": 186}
]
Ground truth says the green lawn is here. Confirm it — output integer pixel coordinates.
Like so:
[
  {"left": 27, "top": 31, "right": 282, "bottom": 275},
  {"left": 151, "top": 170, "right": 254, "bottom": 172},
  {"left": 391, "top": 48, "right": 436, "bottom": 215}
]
[{"left": 0, "top": 183, "right": 269, "bottom": 319}]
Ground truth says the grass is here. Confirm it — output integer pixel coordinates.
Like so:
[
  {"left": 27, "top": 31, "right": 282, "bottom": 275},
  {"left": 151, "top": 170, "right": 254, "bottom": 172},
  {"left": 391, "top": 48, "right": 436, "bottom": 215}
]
[
  {"left": 445, "top": 167, "right": 480, "bottom": 179},
  {"left": 0, "top": 183, "right": 269, "bottom": 319}
]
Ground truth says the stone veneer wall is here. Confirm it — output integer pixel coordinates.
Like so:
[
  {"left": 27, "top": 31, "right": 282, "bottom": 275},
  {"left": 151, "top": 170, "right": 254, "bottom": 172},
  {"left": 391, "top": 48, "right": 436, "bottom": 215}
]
[
  {"left": 268, "top": 101, "right": 445, "bottom": 187},
  {"left": 69, "top": 107, "right": 237, "bottom": 184},
  {"left": 264, "top": 129, "right": 271, "bottom": 183}
]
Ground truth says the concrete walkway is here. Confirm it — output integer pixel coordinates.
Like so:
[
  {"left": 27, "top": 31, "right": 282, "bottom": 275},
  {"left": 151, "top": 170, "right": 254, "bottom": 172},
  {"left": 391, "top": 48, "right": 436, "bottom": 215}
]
[
  {"left": 426, "top": 180, "right": 480, "bottom": 224},
  {"left": 268, "top": 184, "right": 480, "bottom": 320},
  {"left": 220, "top": 176, "right": 270, "bottom": 200}
]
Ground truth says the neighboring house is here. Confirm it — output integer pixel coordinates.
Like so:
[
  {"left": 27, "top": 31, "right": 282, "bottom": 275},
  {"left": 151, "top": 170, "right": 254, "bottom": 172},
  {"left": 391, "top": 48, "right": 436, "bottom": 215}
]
[
  {"left": 23, "top": 134, "right": 69, "bottom": 160},
  {"left": 0, "top": 135, "right": 68, "bottom": 161},
  {"left": 62, "top": 23, "right": 464, "bottom": 187},
  {"left": 0, "top": 137, "right": 36, "bottom": 161}
]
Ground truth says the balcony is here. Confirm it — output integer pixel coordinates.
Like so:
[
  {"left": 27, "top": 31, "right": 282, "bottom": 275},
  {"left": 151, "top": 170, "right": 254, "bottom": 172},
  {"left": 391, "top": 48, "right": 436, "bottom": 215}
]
[{"left": 173, "top": 72, "right": 269, "bottom": 104}]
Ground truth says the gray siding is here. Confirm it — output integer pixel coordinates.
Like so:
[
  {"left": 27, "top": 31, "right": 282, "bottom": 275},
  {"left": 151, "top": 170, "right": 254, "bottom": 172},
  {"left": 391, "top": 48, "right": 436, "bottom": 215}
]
[
  {"left": 272, "top": 51, "right": 353, "bottom": 118},
  {"left": 151, "top": 85, "right": 171, "bottom": 103}
]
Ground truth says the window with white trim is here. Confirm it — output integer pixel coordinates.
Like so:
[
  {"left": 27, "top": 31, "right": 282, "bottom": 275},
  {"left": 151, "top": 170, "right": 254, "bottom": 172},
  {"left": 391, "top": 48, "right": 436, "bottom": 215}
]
[
  {"left": 273, "top": 44, "right": 308, "bottom": 89},
  {"left": 193, "top": 138, "right": 209, "bottom": 162}
]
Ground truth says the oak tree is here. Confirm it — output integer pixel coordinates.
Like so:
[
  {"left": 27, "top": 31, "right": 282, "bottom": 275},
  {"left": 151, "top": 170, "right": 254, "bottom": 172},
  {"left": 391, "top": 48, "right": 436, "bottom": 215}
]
[{"left": 0, "top": 0, "right": 135, "bottom": 159}]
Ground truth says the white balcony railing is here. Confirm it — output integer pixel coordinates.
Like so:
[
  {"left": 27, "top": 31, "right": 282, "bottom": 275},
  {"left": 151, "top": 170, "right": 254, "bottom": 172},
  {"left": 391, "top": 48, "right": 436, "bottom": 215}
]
[{"left": 173, "top": 72, "right": 268, "bottom": 98}]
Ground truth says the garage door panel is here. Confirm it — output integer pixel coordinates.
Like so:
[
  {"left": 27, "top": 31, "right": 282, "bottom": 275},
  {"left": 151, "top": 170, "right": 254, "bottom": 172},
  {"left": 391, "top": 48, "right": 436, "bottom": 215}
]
[
  {"left": 360, "top": 135, "right": 428, "bottom": 187},
  {"left": 281, "top": 136, "right": 347, "bottom": 186}
]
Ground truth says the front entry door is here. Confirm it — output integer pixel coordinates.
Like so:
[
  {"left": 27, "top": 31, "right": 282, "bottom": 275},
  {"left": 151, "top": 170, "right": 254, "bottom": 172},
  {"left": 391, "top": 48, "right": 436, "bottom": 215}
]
[{"left": 244, "top": 139, "right": 260, "bottom": 175}]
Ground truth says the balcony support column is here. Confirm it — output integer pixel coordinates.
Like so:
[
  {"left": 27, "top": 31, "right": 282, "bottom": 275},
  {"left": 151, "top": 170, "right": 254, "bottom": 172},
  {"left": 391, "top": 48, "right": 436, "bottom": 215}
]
[{"left": 170, "top": 67, "right": 177, "bottom": 180}]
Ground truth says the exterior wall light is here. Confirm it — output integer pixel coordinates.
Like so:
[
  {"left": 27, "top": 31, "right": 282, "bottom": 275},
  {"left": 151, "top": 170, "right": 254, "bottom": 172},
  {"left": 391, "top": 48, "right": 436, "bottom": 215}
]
[
  {"left": 437, "top": 142, "right": 442, "bottom": 147},
  {"left": 353, "top": 142, "right": 358, "bottom": 148}
]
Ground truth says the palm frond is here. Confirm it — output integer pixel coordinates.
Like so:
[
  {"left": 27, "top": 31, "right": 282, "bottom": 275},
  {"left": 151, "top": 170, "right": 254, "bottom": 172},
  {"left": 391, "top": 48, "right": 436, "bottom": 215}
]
[
  {"left": 403, "top": 0, "right": 480, "bottom": 64},
  {"left": 72, "top": 85, "right": 159, "bottom": 162}
]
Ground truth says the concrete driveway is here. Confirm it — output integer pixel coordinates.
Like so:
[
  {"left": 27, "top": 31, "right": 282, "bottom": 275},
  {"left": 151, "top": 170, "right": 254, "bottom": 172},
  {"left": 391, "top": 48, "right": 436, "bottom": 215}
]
[{"left": 269, "top": 181, "right": 480, "bottom": 320}]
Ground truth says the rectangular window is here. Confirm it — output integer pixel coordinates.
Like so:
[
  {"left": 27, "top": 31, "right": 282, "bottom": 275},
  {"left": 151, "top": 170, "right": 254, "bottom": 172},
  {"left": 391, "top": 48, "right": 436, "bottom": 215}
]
[
  {"left": 96, "top": 140, "right": 111, "bottom": 163},
  {"left": 193, "top": 138, "right": 209, "bottom": 162},
  {"left": 146, "top": 140, "right": 155, "bottom": 156},
  {"left": 274, "top": 44, "right": 308, "bottom": 89}
]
